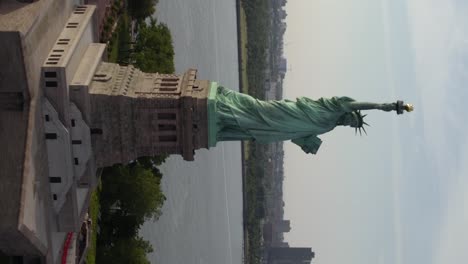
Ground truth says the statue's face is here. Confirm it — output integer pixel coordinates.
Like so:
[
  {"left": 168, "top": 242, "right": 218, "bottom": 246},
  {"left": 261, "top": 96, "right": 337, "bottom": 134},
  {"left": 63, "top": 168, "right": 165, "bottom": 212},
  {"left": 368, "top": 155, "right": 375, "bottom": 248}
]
[{"left": 339, "top": 112, "right": 363, "bottom": 128}]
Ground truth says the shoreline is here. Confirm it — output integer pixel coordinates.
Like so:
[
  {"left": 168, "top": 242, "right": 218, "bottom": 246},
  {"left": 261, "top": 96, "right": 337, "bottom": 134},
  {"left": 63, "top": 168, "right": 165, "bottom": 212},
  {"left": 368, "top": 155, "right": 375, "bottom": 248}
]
[
  {"left": 234, "top": 0, "right": 250, "bottom": 261},
  {"left": 235, "top": 0, "right": 245, "bottom": 94}
]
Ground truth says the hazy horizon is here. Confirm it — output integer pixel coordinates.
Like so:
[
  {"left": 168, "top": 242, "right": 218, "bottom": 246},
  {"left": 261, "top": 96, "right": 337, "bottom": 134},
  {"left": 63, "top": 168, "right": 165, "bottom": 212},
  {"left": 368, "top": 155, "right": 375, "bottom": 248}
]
[{"left": 282, "top": 0, "right": 468, "bottom": 263}]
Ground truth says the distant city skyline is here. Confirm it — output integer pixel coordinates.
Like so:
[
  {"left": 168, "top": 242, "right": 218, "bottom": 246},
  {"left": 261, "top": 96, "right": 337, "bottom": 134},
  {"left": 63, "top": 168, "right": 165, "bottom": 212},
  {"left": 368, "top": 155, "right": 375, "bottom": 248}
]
[{"left": 282, "top": 0, "right": 468, "bottom": 264}]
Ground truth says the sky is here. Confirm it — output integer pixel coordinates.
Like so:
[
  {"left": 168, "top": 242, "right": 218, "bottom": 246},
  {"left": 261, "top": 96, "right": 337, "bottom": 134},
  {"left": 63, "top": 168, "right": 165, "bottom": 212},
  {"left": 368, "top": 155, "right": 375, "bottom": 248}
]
[{"left": 282, "top": 0, "right": 468, "bottom": 263}]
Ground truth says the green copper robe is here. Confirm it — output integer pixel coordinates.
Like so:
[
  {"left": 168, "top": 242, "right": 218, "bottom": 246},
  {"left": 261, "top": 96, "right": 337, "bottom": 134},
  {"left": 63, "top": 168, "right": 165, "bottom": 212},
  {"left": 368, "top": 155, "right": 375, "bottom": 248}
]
[{"left": 213, "top": 86, "right": 356, "bottom": 154}]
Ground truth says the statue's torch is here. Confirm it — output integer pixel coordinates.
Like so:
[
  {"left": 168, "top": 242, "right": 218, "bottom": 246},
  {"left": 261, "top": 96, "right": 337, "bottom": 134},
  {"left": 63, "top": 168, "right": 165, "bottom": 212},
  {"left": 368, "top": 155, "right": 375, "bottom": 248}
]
[{"left": 396, "top": 100, "right": 414, "bottom": 114}]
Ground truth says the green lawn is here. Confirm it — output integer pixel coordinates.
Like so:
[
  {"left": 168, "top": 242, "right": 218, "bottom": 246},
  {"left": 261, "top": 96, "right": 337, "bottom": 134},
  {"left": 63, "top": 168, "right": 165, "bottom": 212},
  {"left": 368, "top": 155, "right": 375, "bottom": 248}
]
[
  {"left": 239, "top": 4, "right": 249, "bottom": 95},
  {"left": 243, "top": 141, "right": 250, "bottom": 161},
  {"left": 240, "top": 5, "right": 251, "bottom": 161},
  {"left": 85, "top": 181, "right": 101, "bottom": 264},
  {"left": 108, "top": 12, "right": 130, "bottom": 63},
  {"left": 108, "top": 34, "right": 120, "bottom": 63}
]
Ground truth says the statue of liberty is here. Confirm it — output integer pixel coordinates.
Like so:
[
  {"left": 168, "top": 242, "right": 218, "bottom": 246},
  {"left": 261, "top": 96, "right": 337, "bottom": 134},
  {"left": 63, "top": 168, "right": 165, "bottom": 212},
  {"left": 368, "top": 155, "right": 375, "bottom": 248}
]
[{"left": 208, "top": 85, "right": 413, "bottom": 154}]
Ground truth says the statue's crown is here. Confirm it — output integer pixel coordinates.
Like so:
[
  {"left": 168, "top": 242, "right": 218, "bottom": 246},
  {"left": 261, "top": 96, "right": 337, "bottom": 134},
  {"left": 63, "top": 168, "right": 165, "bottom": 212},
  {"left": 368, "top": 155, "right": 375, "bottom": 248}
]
[{"left": 351, "top": 110, "right": 369, "bottom": 135}]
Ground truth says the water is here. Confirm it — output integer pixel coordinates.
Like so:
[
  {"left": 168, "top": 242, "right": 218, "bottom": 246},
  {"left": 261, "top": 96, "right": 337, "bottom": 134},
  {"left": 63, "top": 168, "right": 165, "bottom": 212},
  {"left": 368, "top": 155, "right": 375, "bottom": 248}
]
[{"left": 139, "top": 1, "right": 243, "bottom": 263}]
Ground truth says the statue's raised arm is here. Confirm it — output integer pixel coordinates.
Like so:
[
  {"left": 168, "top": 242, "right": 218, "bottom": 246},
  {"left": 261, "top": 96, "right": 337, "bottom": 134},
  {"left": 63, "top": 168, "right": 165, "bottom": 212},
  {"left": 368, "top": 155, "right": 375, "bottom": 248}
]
[
  {"left": 209, "top": 86, "right": 413, "bottom": 154},
  {"left": 346, "top": 101, "right": 414, "bottom": 113}
]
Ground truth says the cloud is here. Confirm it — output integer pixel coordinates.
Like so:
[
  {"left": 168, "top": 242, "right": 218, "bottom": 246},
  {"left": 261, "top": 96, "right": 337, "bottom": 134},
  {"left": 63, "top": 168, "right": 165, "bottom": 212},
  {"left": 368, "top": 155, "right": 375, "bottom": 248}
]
[
  {"left": 433, "top": 139, "right": 468, "bottom": 263},
  {"left": 402, "top": 0, "right": 468, "bottom": 263}
]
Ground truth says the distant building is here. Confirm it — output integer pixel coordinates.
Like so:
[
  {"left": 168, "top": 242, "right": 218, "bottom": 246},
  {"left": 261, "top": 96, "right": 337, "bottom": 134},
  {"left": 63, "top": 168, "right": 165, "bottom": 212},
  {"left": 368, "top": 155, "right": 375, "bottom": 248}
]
[
  {"left": 279, "top": 57, "right": 287, "bottom": 76},
  {"left": 263, "top": 222, "right": 273, "bottom": 242},
  {"left": 265, "top": 81, "right": 278, "bottom": 100},
  {"left": 277, "top": 241, "right": 290, "bottom": 248},
  {"left": 279, "top": 9, "right": 287, "bottom": 20},
  {"left": 268, "top": 247, "right": 315, "bottom": 264},
  {"left": 276, "top": 219, "right": 291, "bottom": 233}
]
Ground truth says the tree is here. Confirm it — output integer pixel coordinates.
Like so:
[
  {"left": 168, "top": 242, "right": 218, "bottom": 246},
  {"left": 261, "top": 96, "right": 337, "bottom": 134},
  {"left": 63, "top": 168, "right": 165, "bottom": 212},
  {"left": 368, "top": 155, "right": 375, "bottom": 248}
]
[
  {"left": 134, "top": 19, "right": 175, "bottom": 73},
  {"left": 128, "top": 0, "right": 158, "bottom": 21},
  {"left": 136, "top": 155, "right": 167, "bottom": 177},
  {"left": 119, "top": 165, "right": 165, "bottom": 220},
  {"left": 101, "top": 164, "right": 166, "bottom": 222},
  {"left": 98, "top": 236, "right": 153, "bottom": 264},
  {"left": 97, "top": 164, "right": 166, "bottom": 261}
]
